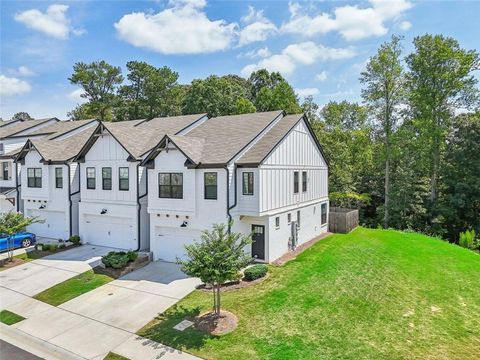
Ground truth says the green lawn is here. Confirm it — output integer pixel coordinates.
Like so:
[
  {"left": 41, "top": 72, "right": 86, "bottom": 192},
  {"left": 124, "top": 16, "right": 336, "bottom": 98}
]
[
  {"left": 33, "top": 270, "right": 113, "bottom": 306},
  {"left": 103, "top": 352, "right": 129, "bottom": 360},
  {"left": 0, "top": 310, "right": 25, "bottom": 325},
  {"left": 138, "top": 228, "right": 480, "bottom": 360}
]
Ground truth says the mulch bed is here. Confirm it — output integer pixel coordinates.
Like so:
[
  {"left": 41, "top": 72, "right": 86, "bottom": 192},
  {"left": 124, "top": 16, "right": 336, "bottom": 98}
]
[
  {"left": 94, "top": 255, "right": 150, "bottom": 279},
  {"left": 195, "top": 310, "right": 238, "bottom": 336},
  {"left": 197, "top": 272, "right": 269, "bottom": 293},
  {"left": 0, "top": 257, "right": 26, "bottom": 271},
  {"left": 272, "top": 232, "right": 332, "bottom": 266}
]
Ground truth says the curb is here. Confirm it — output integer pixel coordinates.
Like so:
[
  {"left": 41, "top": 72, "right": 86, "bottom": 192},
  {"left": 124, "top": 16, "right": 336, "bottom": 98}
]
[{"left": 0, "top": 323, "right": 85, "bottom": 360}]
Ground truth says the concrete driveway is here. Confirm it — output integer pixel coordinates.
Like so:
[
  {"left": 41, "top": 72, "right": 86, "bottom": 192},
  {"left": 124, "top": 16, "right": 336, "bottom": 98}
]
[
  {"left": 60, "top": 261, "right": 201, "bottom": 332},
  {"left": 0, "top": 245, "right": 118, "bottom": 297}
]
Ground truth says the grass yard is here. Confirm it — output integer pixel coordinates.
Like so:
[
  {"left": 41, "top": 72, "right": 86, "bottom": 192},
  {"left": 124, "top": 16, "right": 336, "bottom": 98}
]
[
  {"left": 0, "top": 310, "right": 25, "bottom": 325},
  {"left": 103, "top": 352, "right": 130, "bottom": 360},
  {"left": 33, "top": 270, "right": 113, "bottom": 306},
  {"left": 139, "top": 228, "right": 480, "bottom": 360}
]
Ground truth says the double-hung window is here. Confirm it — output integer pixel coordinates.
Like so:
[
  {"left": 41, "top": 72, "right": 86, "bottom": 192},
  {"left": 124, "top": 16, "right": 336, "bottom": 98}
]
[
  {"left": 204, "top": 172, "right": 217, "bottom": 199},
  {"left": 55, "top": 167, "right": 63, "bottom": 188},
  {"left": 242, "top": 172, "right": 254, "bottom": 195},
  {"left": 86, "top": 167, "right": 96, "bottom": 189},
  {"left": 302, "top": 171, "right": 307, "bottom": 192},
  {"left": 102, "top": 167, "right": 112, "bottom": 190},
  {"left": 159, "top": 173, "right": 183, "bottom": 199},
  {"left": 1, "top": 162, "right": 10, "bottom": 180},
  {"left": 293, "top": 171, "right": 299, "bottom": 194},
  {"left": 27, "top": 168, "right": 42, "bottom": 188},
  {"left": 297, "top": 210, "right": 301, "bottom": 228},
  {"left": 321, "top": 203, "right": 328, "bottom": 225},
  {"left": 119, "top": 167, "right": 129, "bottom": 191}
]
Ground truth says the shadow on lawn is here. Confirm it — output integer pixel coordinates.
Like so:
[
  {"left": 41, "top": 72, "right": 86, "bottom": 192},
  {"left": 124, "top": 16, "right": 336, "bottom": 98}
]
[{"left": 139, "top": 304, "right": 213, "bottom": 352}]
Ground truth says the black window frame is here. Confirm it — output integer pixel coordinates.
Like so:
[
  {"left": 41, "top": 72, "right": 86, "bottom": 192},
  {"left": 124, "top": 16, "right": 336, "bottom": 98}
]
[
  {"left": 242, "top": 172, "right": 254, "bottom": 196},
  {"left": 204, "top": 172, "right": 217, "bottom": 200},
  {"left": 119, "top": 167, "right": 129, "bottom": 191},
  {"left": 55, "top": 167, "right": 63, "bottom": 188},
  {"left": 293, "top": 171, "right": 299, "bottom": 194},
  {"left": 287, "top": 213, "right": 291, "bottom": 224},
  {"left": 102, "top": 167, "right": 112, "bottom": 190},
  {"left": 302, "top": 171, "right": 307, "bottom": 192},
  {"left": 27, "top": 168, "right": 42, "bottom": 188},
  {"left": 86, "top": 167, "right": 96, "bottom": 189},
  {"left": 275, "top": 216, "right": 280, "bottom": 229},
  {"left": 297, "top": 210, "right": 301, "bottom": 228},
  {"left": 321, "top": 203, "right": 328, "bottom": 225},
  {"left": 1, "top": 162, "right": 10, "bottom": 180},
  {"left": 159, "top": 172, "right": 183, "bottom": 199}
]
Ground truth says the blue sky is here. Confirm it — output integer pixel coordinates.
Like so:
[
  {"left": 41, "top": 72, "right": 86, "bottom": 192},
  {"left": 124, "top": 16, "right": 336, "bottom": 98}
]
[{"left": 1, "top": 0, "right": 479, "bottom": 119}]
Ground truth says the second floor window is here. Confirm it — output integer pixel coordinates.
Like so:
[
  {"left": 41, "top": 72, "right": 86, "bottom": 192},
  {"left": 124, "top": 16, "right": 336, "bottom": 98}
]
[
  {"left": 204, "top": 172, "right": 217, "bottom": 199},
  {"left": 1, "top": 162, "right": 10, "bottom": 180},
  {"left": 86, "top": 167, "right": 95, "bottom": 189},
  {"left": 242, "top": 172, "right": 254, "bottom": 195},
  {"left": 321, "top": 203, "right": 328, "bottom": 225},
  {"left": 293, "top": 171, "right": 299, "bottom": 194},
  {"left": 27, "top": 168, "right": 42, "bottom": 188},
  {"left": 159, "top": 173, "right": 183, "bottom": 199},
  {"left": 55, "top": 167, "right": 63, "bottom": 188},
  {"left": 102, "top": 167, "right": 112, "bottom": 190},
  {"left": 297, "top": 210, "right": 301, "bottom": 228},
  {"left": 119, "top": 167, "right": 129, "bottom": 191},
  {"left": 302, "top": 171, "right": 307, "bottom": 192}
]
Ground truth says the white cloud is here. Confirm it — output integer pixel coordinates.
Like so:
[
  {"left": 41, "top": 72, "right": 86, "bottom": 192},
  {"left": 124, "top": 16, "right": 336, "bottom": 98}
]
[
  {"left": 281, "top": 0, "right": 412, "bottom": 41},
  {"left": 67, "top": 88, "right": 87, "bottom": 104},
  {"left": 239, "top": 47, "right": 271, "bottom": 59},
  {"left": 399, "top": 20, "right": 412, "bottom": 31},
  {"left": 316, "top": 71, "right": 328, "bottom": 82},
  {"left": 14, "top": 4, "right": 83, "bottom": 40},
  {"left": 115, "top": 0, "right": 237, "bottom": 54},
  {"left": 0, "top": 75, "right": 31, "bottom": 96},
  {"left": 238, "top": 6, "right": 277, "bottom": 46},
  {"left": 241, "top": 41, "right": 355, "bottom": 76},
  {"left": 296, "top": 88, "right": 319, "bottom": 97},
  {"left": 9, "top": 66, "right": 35, "bottom": 77}
]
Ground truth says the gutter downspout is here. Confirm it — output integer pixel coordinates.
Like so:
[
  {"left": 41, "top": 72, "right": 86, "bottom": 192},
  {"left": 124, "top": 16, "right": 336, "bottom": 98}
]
[
  {"left": 66, "top": 162, "right": 81, "bottom": 238},
  {"left": 15, "top": 161, "right": 20, "bottom": 212},
  {"left": 136, "top": 163, "right": 148, "bottom": 251},
  {"left": 225, "top": 164, "right": 238, "bottom": 233}
]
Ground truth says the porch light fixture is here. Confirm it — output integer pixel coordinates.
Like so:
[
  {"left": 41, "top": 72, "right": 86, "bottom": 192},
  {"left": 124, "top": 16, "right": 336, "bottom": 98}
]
[
  {"left": 180, "top": 221, "right": 188, "bottom": 227},
  {"left": 100, "top": 208, "right": 107, "bottom": 214},
  {"left": 39, "top": 204, "right": 46, "bottom": 209}
]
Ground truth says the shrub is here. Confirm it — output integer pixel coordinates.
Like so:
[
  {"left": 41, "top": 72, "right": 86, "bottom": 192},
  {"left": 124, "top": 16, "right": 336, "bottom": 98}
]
[
  {"left": 101, "top": 251, "right": 137, "bottom": 269},
  {"left": 41, "top": 244, "right": 50, "bottom": 251},
  {"left": 459, "top": 230, "right": 476, "bottom": 249},
  {"left": 49, "top": 244, "right": 58, "bottom": 252},
  {"left": 58, "top": 243, "right": 66, "bottom": 249},
  {"left": 244, "top": 264, "right": 268, "bottom": 281},
  {"left": 69, "top": 235, "right": 81, "bottom": 245}
]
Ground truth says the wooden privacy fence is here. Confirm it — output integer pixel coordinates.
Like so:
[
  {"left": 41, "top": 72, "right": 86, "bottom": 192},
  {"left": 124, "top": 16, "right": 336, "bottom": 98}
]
[{"left": 329, "top": 207, "right": 359, "bottom": 234}]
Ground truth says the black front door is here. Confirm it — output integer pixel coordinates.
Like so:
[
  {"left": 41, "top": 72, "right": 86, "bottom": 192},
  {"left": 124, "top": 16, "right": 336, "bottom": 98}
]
[{"left": 251, "top": 225, "right": 265, "bottom": 260}]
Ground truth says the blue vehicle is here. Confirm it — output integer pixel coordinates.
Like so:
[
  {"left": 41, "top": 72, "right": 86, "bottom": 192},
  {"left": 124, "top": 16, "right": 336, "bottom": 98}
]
[{"left": 0, "top": 232, "right": 36, "bottom": 252}]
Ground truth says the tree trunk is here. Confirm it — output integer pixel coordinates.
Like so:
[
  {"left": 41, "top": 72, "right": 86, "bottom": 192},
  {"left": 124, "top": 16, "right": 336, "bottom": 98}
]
[
  {"left": 212, "top": 284, "right": 217, "bottom": 313},
  {"left": 430, "top": 141, "right": 439, "bottom": 205},
  {"left": 216, "top": 285, "right": 221, "bottom": 316},
  {"left": 384, "top": 156, "right": 390, "bottom": 228}
]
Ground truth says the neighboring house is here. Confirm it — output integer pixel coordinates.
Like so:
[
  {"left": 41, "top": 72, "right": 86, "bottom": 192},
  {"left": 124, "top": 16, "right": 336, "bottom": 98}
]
[
  {"left": 14, "top": 120, "right": 99, "bottom": 239},
  {"left": 0, "top": 118, "right": 60, "bottom": 213},
  {"left": 142, "top": 110, "right": 329, "bottom": 263},
  {"left": 73, "top": 114, "right": 208, "bottom": 251}
]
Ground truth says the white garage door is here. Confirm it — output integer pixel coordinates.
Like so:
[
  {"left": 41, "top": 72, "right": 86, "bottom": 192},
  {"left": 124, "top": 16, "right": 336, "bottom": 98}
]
[
  {"left": 28, "top": 210, "right": 66, "bottom": 240},
  {"left": 152, "top": 227, "right": 201, "bottom": 262},
  {"left": 83, "top": 215, "right": 135, "bottom": 250}
]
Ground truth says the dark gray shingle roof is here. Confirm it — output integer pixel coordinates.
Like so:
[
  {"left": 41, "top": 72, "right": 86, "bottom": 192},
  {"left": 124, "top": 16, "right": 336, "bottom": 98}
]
[
  {"left": 237, "top": 114, "right": 303, "bottom": 165},
  {"left": 0, "top": 118, "right": 59, "bottom": 139}
]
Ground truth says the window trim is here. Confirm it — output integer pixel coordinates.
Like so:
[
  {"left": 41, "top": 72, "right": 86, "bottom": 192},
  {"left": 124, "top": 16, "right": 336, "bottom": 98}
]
[
  {"left": 242, "top": 172, "right": 254, "bottom": 196},
  {"left": 204, "top": 172, "right": 218, "bottom": 200},
  {"left": 321, "top": 203, "right": 328, "bottom": 226},
  {"left": 158, "top": 172, "right": 183, "bottom": 199},
  {"left": 86, "top": 167, "right": 96, "bottom": 190},
  {"left": 275, "top": 216, "right": 280, "bottom": 229},
  {"left": 297, "top": 210, "right": 301, "bottom": 228},
  {"left": 119, "top": 167, "right": 129, "bottom": 191},
  {"left": 287, "top": 213, "right": 292, "bottom": 224},
  {"left": 293, "top": 171, "right": 299, "bottom": 194},
  {"left": 302, "top": 171, "right": 307, "bottom": 192},
  {"left": 102, "top": 167, "right": 112, "bottom": 191},
  {"left": 55, "top": 167, "right": 63, "bottom": 189},
  {"left": 27, "top": 168, "right": 42, "bottom": 188}
]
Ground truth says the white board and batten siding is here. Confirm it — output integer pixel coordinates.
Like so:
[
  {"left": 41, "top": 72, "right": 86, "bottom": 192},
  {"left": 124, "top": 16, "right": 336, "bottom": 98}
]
[
  {"left": 79, "top": 133, "right": 143, "bottom": 250},
  {"left": 259, "top": 120, "right": 328, "bottom": 214}
]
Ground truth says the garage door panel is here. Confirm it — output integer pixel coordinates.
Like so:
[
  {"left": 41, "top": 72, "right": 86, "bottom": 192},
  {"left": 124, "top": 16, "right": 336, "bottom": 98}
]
[
  {"left": 82, "top": 215, "right": 135, "bottom": 250},
  {"left": 27, "top": 210, "right": 66, "bottom": 239},
  {"left": 152, "top": 227, "right": 201, "bottom": 262}
]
